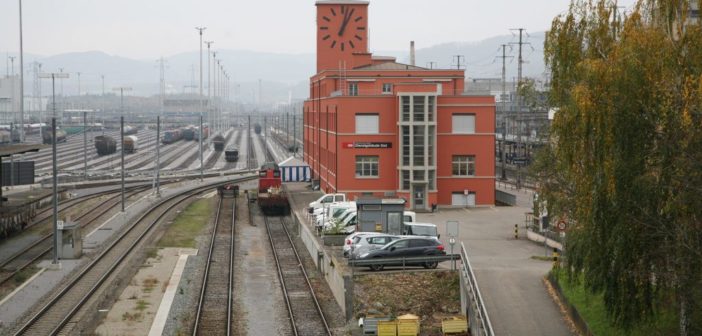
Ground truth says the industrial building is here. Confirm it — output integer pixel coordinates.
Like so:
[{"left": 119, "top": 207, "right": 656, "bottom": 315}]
[{"left": 304, "top": 0, "right": 496, "bottom": 209}]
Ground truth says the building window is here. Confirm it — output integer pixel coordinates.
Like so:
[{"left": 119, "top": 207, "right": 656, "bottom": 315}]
[
  {"left": 349, "top": 83, "right": 358, "bottom": 96},
  {"left": 452, "top": 114, "right": 476, "bottom": 134},
  {"left": 402, "top": 170, "right": 410, "bottom": 190},
  {"left": 356, "top": 156, "right": 379, "bottom": 177},
  {"left": 382, "top": 83, "right": 393, "bottom": 94},
  {"left": 355, "top": 114, "right": 379, "bottom": 134},
  {"left": 452, "top": 155, "right": 476, "bottom": 176},
  {"left": 428, "top": 96, "right": 435, "bottom": 122},
  {"left": 401, "top": 96, "right": 410, "bottom": 121},
  {"left": 413, "top": 96, "right": 425, "bottom": 122}
]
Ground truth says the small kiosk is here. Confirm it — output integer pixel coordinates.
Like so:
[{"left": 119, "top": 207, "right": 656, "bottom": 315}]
[
  {"left": 356, "top": 198, "right": 406, "bottom": 235},
  {"left": 58, "top": 220, "right": 82, "bottom": 259}
]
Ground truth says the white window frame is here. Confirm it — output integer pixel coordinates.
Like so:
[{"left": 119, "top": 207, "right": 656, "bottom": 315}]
[
  {"left": 382, "top": 83, "right": 393, "bottom": 94},
  {"left": 452, "top": 155, "right": 476, "bottom": 176},
  {"left": 356, "top": 155, "right": 379, "bottom": 178},
  {"left": 452, "top": 114, "right": 476, "bottom": 134},
  {"left": 349, "top": 83, "right": 359, "bottom": 96},
  {"left": 355, "top": 114, "right": 379, "bottom": 134}
]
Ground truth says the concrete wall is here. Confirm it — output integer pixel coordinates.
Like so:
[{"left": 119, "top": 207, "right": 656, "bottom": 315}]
[{"left": 292, "top": 208, "right": 354, "bottom": 320}]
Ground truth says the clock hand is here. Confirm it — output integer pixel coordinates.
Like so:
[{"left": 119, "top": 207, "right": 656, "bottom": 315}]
[{"left": 338, "top": 9, "right": 354, "bottom": 36}]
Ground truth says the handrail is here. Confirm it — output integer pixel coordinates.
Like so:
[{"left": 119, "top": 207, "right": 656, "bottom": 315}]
[{"left": 460, "top": 242, "right": 495, "bottom": 336}]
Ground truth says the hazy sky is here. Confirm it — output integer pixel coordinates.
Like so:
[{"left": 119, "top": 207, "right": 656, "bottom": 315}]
[{"left": 1, "top": 0, "right": 638, "bottom": 59}]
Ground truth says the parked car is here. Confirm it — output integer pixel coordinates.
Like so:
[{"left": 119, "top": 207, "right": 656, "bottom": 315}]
[
  {"left": 323, "top": 210, "right": 358, "bottom": 234},
  {"left": 402, "top": 222, "right": 439, "bottom": 239},
  {"left": 343, "top": 232, "right": 385, "bottom": 257},
  {"left": 308, "top": 193, "right": 346, "bottom": 213},
  {"left": 313, "top": 202, "right": 356, "bottom": 226},
  {"left": 356, "top": 237, "right": 445, "bottom": 271},
  {"left": 349, "top": 234, "right": 402, "bottom": 259}
]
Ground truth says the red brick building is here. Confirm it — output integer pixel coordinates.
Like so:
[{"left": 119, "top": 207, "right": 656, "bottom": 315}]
[{"left": 304, "top": 0, "right": 495, "bottom": 209}]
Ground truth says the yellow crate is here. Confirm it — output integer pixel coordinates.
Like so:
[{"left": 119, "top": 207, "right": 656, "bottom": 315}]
[
  {"left": 441, "top": 317, "right": 468, "bottom": 335},
  {"left": 377, "top": 320, "right": 398, "bottom": 336},
  {"left": 397, "top": 314, "right": 419, "bottom": 336}
]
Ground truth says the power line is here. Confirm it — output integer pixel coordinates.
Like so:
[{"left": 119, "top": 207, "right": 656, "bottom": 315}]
[{"left": 509, "top": 28, "right": 529, "bottom": 189}]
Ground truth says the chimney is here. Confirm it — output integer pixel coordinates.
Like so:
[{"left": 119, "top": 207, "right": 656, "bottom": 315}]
[{"left": 410, "top": 41, "right": 416, "bottom": 66}]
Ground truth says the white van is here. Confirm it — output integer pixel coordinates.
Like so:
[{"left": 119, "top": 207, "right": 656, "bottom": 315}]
[
  {"left": 314, "top": 202, "right": 356, "bottom": 227},
  {"left": 308, "top": 193, "right": 346, "bottom": 213},
  {"left": 323, "top": 210, "right": 358, "bottom": 234}
]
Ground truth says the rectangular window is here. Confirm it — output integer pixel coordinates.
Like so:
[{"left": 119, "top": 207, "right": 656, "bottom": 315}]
[
  {"left": 382, "top": 83, "right": 393, "bottom": 94},
  {"left": 413, "top": 96, "right": 425, "bottom": 122},
  {"left": 413, "top": 126, "right": 424, "bottom": 166},
  {"left": 355, "top": 114, "right": 379, "bottom": 134},
  {"left": 401, "top": 96, "right": 410, "bottom": 122},
  {"left": 402, "top": 170, "right": 410, "bottom": 190},
  {"left": 402, "top": 126, "right": 410, "bottom": 166},
  {"left": 452, "top": 155, "right": 476, "bottom": 176},
  {"left": 428, "top": 96, "right": 436, "bottom": 122},
  {"left": 349, "top": 83, "right": 358, "bottom": 96},
  {"left": 356, "top": 156, "right": 379, "bottom": 177},
  {"left": 413, "top": 170, "right": 425, "bottom": 181},
  {"left": 452, "top": 114, "right": 476, "bottom": 134}
]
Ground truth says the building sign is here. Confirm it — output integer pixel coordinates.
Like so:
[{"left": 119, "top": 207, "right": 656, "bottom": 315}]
[{"left": 343, "top": 142, "right": 392, "bottom": 149}]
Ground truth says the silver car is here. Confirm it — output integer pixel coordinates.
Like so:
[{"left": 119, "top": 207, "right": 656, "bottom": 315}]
[{"left": 349, "top": 234, "right": 401, "bottom": 259}]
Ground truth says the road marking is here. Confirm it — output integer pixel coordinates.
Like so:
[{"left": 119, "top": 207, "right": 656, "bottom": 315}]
[{"left": 0, "top": 268, "right": 46, "bottom": 308}]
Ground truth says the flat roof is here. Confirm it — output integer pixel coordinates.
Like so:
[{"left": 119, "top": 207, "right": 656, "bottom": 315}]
[
  {"left": 357, "top": 197, "right": 406, "bottom": 205},
  {"left": 316, "top": 0, "right": 369, "bottom": 5},
  {"left": 0, "top": 144, "right": 48, "bottom": 158}
]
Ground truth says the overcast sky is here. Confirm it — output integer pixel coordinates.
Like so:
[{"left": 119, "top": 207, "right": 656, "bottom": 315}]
[{"left": 1, "top": 0, "right": 638, "bottom": 59}]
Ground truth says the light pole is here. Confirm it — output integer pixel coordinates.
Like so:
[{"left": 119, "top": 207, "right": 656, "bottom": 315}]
[
  {"left": 205, "top": 41, "right": 213, "bottom": 132},
  {"left": 195, "top": 26, "right": 206, "bottom": 182},
  {"left": 113, "top": 87, "right": 132, "bottom": 212},
  {"left": 38, "top": 72, "right": 69, "bottom": 265},
  {"left": 18, "top": 0, "right": 25, "bottom": 142}
]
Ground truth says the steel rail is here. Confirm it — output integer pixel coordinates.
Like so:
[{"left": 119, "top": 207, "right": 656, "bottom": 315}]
[
  {"left": 12, "top": 176, "right": 255, "bottom": 335},
  {"left": 264, "top": 215, "right": 331, "bottom": 336},
  {"left": 0, "top": 186, "right": 152, "bottom": 287}
]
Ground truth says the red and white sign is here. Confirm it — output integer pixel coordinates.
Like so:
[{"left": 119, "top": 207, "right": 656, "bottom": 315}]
[{"left": 342, "top": 142, "right": 392, "bottom": 149}]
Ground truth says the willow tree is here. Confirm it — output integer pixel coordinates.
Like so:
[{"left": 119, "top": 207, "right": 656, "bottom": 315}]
[{"left": 539, "top": 0, "right": 702, "bottom": 334}]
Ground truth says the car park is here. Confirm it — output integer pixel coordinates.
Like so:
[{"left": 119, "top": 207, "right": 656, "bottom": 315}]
[
  {"left": 356, "top": 237, "right": 445, "bottom": 271},
  {"left": 308, "top": 193, "right": 346, "bottom": 213}
]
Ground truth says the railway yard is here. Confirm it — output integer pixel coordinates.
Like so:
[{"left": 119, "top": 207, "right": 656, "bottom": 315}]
[{"left": 0, "top": 121, "right": 565, "bottom": 336}]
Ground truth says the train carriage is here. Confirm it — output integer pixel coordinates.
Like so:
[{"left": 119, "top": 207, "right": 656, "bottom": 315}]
[{"left": 224, "top": 146, "right": 239, "bottom": 162}]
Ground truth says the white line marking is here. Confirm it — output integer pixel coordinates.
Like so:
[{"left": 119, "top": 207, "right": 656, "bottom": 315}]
[
  {"left": 85, "top": 192, "right": 152, "bottom": 238},
  {"left": 0, "top": 268, "right": 46, "bottom": 307}
]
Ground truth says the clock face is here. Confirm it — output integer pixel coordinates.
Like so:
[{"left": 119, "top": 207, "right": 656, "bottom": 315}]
[{"left": 319, "top": 5, "right": 365, "bottom": 51}]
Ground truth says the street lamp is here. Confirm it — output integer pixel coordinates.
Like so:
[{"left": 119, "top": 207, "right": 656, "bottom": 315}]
[
  {"left": 113, "top": 86, "right": 132, "bottom": 212},
  {"left": 195, "top": 26, "right": 206, "bottom": 182},
  {"left": 38, "top": 72, "right": 69, "bottom": 265},
  {"left": 205, "top": 41, "right": 213, "bottom": 132},
  {"left": 18, "top": 0, "right": 25, "bottom": 142}
]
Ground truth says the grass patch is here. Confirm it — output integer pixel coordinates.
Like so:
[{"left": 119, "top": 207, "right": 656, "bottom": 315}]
[
  {"left": 157, "top": 198, "right": 213, "bottom": 248},
  {"left": 13, "top": 266, "right": 40, "bottom": 285},
  {"left": 142, "top": 277, "right": 159, "bottom": 293},
  {"left": 135, "top": 299, "right": 150, "bottom": 311},
  {"left": 553, "top": 270, "right": 677, "bottom": 335}
]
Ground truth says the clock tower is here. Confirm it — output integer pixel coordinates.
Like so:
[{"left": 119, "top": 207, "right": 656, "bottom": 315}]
[{"left": 316, "top": 0, "right": 369, "bottom": 72}]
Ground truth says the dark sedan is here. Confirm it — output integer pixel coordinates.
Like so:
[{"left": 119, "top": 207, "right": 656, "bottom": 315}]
[{"left": 355, "top": 237, "right": 445, "bottom": 271}]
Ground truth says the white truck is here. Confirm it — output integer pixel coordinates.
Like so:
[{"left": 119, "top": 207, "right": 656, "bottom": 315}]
[{"left": 308, "top": 193, "right": 346, "bottom": 213}]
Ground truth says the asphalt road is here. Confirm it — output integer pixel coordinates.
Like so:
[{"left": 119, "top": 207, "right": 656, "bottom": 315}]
[{"left": 417, "top": 202, "right": 573, "bottom": 336}]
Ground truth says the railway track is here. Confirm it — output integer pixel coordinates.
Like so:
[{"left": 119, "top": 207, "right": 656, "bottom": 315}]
[
  {"left": 247, "top": 127, "right": 257, "bottom": 170},
  {"left": 221, "top": 129, "right": 243, "bottom": 171},
  {"left": 0, "top": 185, "right": 153, "bottom": 288},
  {"left": 11, "top": 176, "right": 255, "bottom": 336},
  {"left": 264, "top": 216, "right": 331, "bottom": 336},
  {"left": 204, "top": 129, "right": 235, "bottom": 170},
  {"left": 192, "top": 194, "right": 236, "bottom": 335}
]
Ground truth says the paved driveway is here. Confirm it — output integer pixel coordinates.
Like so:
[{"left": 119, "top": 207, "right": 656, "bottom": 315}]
[{"left": 417, "top": 205, "right": 572, "bottom": 336}]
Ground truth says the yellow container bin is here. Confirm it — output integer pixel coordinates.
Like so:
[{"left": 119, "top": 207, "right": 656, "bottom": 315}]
[
  {"left": 397, "top": 314, "right": 420, "bottom": 336},
  {"left": 441, "top": 316, "right": 468, "bottom": 335},
  {"left": 377, "top": 320, "right": 398, "bottom": 336}
]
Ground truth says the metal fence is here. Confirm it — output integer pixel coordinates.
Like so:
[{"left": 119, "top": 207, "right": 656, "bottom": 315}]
[{"left": 459, "top": 242, "right": 494, "bottom": 336}]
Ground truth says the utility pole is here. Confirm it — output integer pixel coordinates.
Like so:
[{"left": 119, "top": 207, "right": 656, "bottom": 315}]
[
  {"left": 496, "top": 44, "right": 513, "bottom": 181},
  {"left": 205, "top": 41, "right": 213, "bottom": 132},
  {"left": 19, "top": 0, "right": 25, "bottom": 142},
  {"left": 426, "top": 61, "right": 436, "bottom": 69},
  {"left": 510, "top": 28, "right": 529, "bottom": 189},
  {"left": 452, "top": 55, "right": 465, "bottom": 70},
  {"left": 113, "top": 87, "right": 132, "bottom": 211},
  {"left": 77, "top": 72, "right": 81, "bottom": 97},
  {"left": 154, "top": 116, "right": 161, "bottom": 196},
  {"left": 83, "top": 111, "right": 88, "bottom": 180},
  {"left": 195, "top": 26, "right": 206, "bottom": 182}
]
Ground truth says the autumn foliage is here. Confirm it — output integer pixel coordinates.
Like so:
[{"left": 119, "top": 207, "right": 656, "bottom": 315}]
[{"left": 538, "top": 0, "right": 702, "bottom": 334}]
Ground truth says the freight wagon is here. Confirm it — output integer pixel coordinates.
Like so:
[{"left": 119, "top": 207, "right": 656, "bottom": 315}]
[
  {"left": 162, "top": 129, "right": 182, "bottom": 144},
  {"left": 123, "top": 135, "right": 138, "bottom": 154},
  {"left": 224, "top": 146, "right": 239, "bottom": 162},
  {"left": 95, "top": 135, "right": 117, "bottom": 155},
  {"left": 42, "top": 128, "right": 67, "bottom": 144},
  {"left": 212, "top": 134, "right": 225, "bottom": 151},
  {"left": 123, "top": 125, "right": 138, "bottom": 135}
]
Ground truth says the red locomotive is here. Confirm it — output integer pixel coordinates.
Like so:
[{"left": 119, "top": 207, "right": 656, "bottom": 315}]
[{"left": 257, "top": 162, "right": 290, "bottom": 215}]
